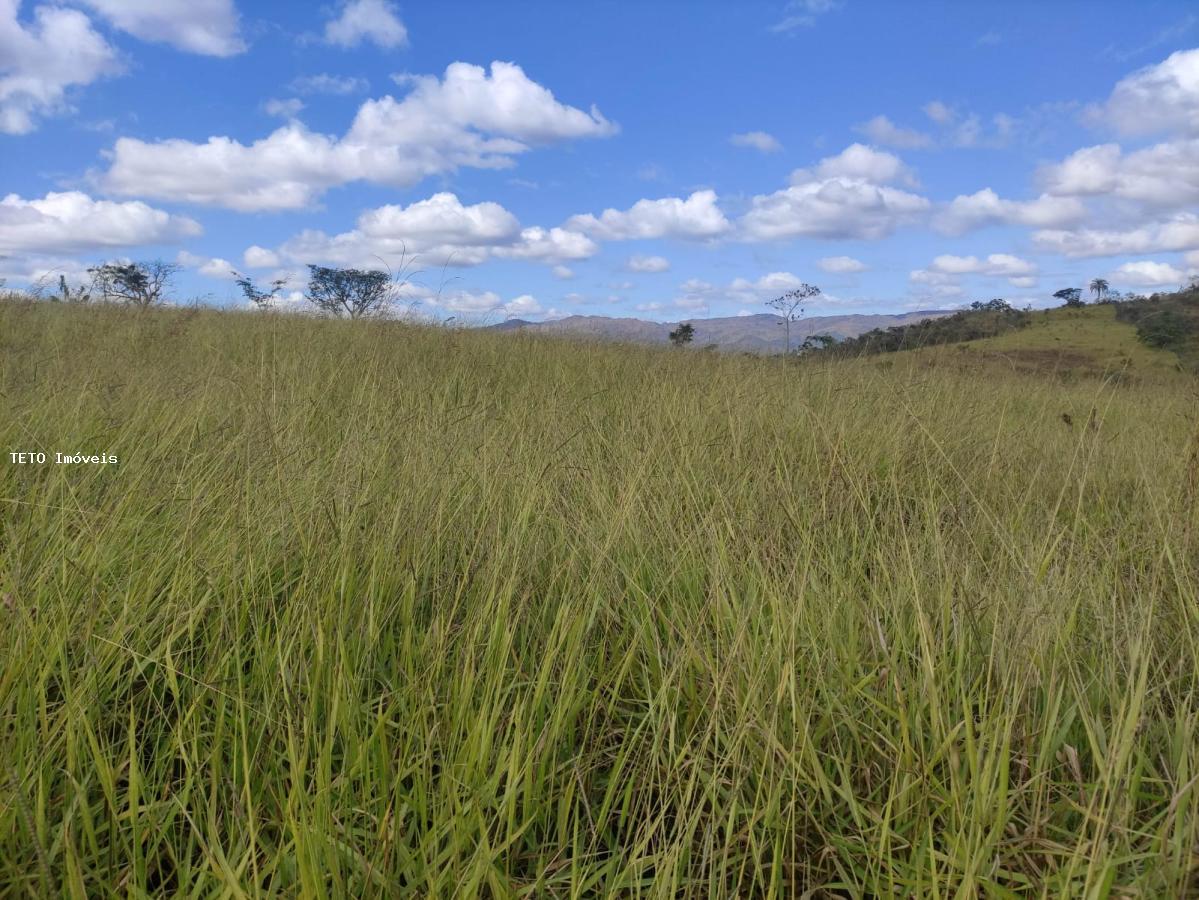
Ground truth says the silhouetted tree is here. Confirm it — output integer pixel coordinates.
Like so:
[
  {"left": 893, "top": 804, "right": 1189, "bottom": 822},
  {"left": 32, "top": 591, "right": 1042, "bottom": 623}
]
[
  {"left": 1089, "top": 278, "right": 1109, "bottom": 303},
  {"left": 767, "top": 283, "right": 821, "bottom": 353},
  {"left": 669, "top": 322, "right": 695, "bottom": 346},
  {"left": 234, "top": 271, "right": 289, "bottom": 310},
  {"left": 88, "top": 260, "right": 179, "bottom": 307},
  {"left": 305, "top": 265, "right": 393, "bottom": 319},
  {"left": 1053, "top": 287, "right": 1084, "bottom": 308}
]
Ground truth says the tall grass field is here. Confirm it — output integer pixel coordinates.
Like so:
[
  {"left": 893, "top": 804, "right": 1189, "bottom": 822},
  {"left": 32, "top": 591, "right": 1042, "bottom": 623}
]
[{"left": 2, "top": 299, "right": 1198, "bottom": 896}]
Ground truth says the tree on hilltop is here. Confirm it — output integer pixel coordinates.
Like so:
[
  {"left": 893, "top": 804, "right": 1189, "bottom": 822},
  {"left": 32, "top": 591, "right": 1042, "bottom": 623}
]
[
  {"left": 767, "top": 283, "right": 821, "bottom": 354},
  {"left": 1053, "top": 287, "right": 1084, "bottom": 308},
  {"left": 88, "top": 260, "right": 179, "bottom": 307},
  {"left": 669, "top": 322, "right": 695, "bottom": 346}
]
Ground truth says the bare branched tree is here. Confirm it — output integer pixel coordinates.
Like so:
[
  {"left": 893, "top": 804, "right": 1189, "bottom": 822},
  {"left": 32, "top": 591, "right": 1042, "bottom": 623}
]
[
  {"left": 233, "top": 271, "right": 289, "bottom": 310},
  {"left": 88, "top": 260, "right": 179, "bottom": 307},
  {"left": 766, "top": 283, "right": 821, "bottom": 354}
]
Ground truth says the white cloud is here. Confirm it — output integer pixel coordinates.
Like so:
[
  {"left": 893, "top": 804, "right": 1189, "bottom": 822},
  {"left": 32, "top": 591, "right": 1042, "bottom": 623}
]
[
  {"left": 243, "top": 245, "right": 280, "bottom": 268},
  {"left": 770, "top": 0, "right": 841, "bottom": 33},
  {"left": 264, "top": 97, "right": 303, "bottom": 118},
  {"left": 566, "top": 190, "right": 730, "bottom": 240},
  {"left": 730, "top": 131, "right": 782, "bottom": 153},
  {"left": 855, "top": 115, "right": 931, "bottom": 149},
  {"left": 101, "top": 61, "right": 617, "bottom": 210},
  {"left": 78, "top": 0, "right": 245, "bottom": 56},
  {"left": 289, "top": 73, "right": 368, "bottom": 95},
  {"left": 1187, "top": 249, "right": 1199, "bottom": 269},
  {"left": 728, "top": 271, "right": 812, "bottom": 295},
  {"left": 910, "top": 253, "right": 1037, "bottom": 291},
  {"left": 324, "top": 0, "right": 408, "bottom": 49},
  {"left": 1087, "top": 47, "right": 1199, "bottom": 136},
  {"left": 551, "top": 265, "right": 574, "bottom": 279},
  {"left": 926, "top": 253, "right": 1035, "bottom": 277},
  {"left": 0, "top": 2, "right": 120, "bottom": 134},
  {"left": 496, "top": 226, "right": 597, "bottom": 262},
  {"left": 267, "top": 192, "right": 596, "bottom": 270},
  {"left": 740, "top": 146, "right": 929, "bottom": 241},
  {"left": 626, "top": 254, "right": 670, "bottom": 272},
  {"left": 0, "top": 191, "right": 201, "bottom": 255},
  {"left": 934, "top": 188, "right": 1086, "bottom": 235},
  {"left": 177, "top": 250, "right": 236, "bottom": 279},
  {"left": 1033, "top": 214, "right": 1199, "bottom": 258},
  {"left": 817, "top": 255, "right": 867, "bottom": 273},
  {"left": 796, "top": 143, "right": 917, "bottom": 186},
  {"left": 437, "top": 289, "right": 542, "bottom": 317},
  {"left": 1038, "top": 139, "right": 1199, "bottom": 210},
  {"left": 923, "top": 100, "right": 953, "bottom": 124},
  {"left": 1108, "top": 260, "right": 1187, "bottom": 287}
]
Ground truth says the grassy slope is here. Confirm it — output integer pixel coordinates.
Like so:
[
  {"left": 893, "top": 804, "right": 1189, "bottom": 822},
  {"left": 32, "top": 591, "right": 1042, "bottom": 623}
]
[
  {"left": 915, "top": 304, "right": 1183, "bottom": 379},
  {"left": 2, "top": 300, "right": 1198, "bottom": 896}
]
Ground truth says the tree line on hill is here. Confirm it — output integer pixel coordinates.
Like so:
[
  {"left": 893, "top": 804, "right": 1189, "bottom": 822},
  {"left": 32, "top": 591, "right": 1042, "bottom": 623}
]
[
  {"left": 11, "top": 261, "right": 1199, "bottom": 367},
  {"left": 795, "top": 277, "right": 1199, "bottom": 364},
  {"left": 15, "top": 258, "right": 416, "bottom": 320}
]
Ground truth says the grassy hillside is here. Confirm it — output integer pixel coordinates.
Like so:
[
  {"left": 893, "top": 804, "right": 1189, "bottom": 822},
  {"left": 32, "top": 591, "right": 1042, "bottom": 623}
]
[
  {"left": 2, "top": 299, "right": 1198, "bottom": 896},
  {"left": 917, "top": 303, "right": 1185, "bottom": 379}
]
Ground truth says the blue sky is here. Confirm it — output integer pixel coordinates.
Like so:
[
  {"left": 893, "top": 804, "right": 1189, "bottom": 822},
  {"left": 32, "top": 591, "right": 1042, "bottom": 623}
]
[{"left": 2, "top": 0, "right": 1198, "bottom": 321}]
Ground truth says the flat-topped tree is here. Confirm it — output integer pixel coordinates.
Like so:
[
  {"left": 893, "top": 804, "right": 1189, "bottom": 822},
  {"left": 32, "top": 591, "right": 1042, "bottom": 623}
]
[
  {"left": 767, "top": 283, "right": 821, "bottom": 354},
  {"left": 1053, "top": 287, "right": 1084, "bottom": 308},
  {"left": 305, "top": 265, "right": 393, "bottom": 319}
]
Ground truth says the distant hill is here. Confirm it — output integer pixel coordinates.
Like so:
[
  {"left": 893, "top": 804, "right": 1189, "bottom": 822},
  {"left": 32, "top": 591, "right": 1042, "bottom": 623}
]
[
  {"left": 485, "top": 310, "right": 953, "bottom": 353},
  {"left": 814, "top": 286, "right": 1199, "bottom": 378}
]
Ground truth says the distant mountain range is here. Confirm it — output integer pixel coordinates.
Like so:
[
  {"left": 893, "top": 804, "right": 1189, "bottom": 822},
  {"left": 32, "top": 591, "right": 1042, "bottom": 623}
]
[{"left": 485, "top": 311, "right": 954, "bottom": 353}]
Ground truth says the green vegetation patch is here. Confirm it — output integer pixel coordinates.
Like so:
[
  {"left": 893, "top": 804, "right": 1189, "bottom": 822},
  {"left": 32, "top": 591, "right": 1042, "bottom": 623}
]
[{"left": 1, "top": 299, "right": 1198, "bottom": 896}]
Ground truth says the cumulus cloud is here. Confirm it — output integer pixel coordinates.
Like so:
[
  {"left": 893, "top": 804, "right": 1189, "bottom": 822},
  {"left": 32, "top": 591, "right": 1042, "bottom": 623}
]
[
  {"left": 730, "top": 131, "right": 782, "bottom": 153},
  {"left": 551, "top": 265, "right": 574, "bottom": 279},
  {"left": 565, "top": 190, "right": 730, "bottom": 241},
  {"left": 101, "top": 61, "right": 617, "bottom": 211},
  {"left": 0, "top": 2, "right": 121, "bottom": 134},
  {"left": 1107, "top": 260, "right": 1188, "bottom": 287},
  {"left": 1032, "top": 214, "right": 1199, "bottom": 258},
  {"left": 264, "top": 192, "right": 596, "bottom": 271},
  {"left": 437, "top": 289, "right": 542, "bottom": 318},
  {"left": 796, "top": 143, "right": 917, "bottom": 186},
  {"left": 817, "top": 255, "right": 867, "bottom": 273},
  {"left": 855, "top": 115, "right": 932, "bottom": 149},
  {"left": 1087, "top": 47, "right": 1199, "bottom": 136},
  {"left": 243, "top": 245, "right": 280, "bottom": 268},
  {"left": 739, "top": 145, "right": 928, "bottom": 241},
  {"left": 926, "top": 253, "right": 1035, "bottom": 276},
  {"left": 910, "top": 253, "right": 1037, "bottom": 291},
  {"left": 0, "top": 191, "right": 201, "bottom": 255},
  {"left": 177, "top": 250, "right": 236, "bottom": 279},
  {"left": 626, "top": 254, "right": 670, "bottom": 272},
  {"left": 934, "top": 188, "right": 1086, "bottom": 235},
  {"left": 78, "top": 0, "right": 245, "bottom": 56},
  {"left": 324, "top": 0, "right": 408, "bottom": 49},
  {"left": 1038, "top": 139, "right": 1199, "bottom": 211}
]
